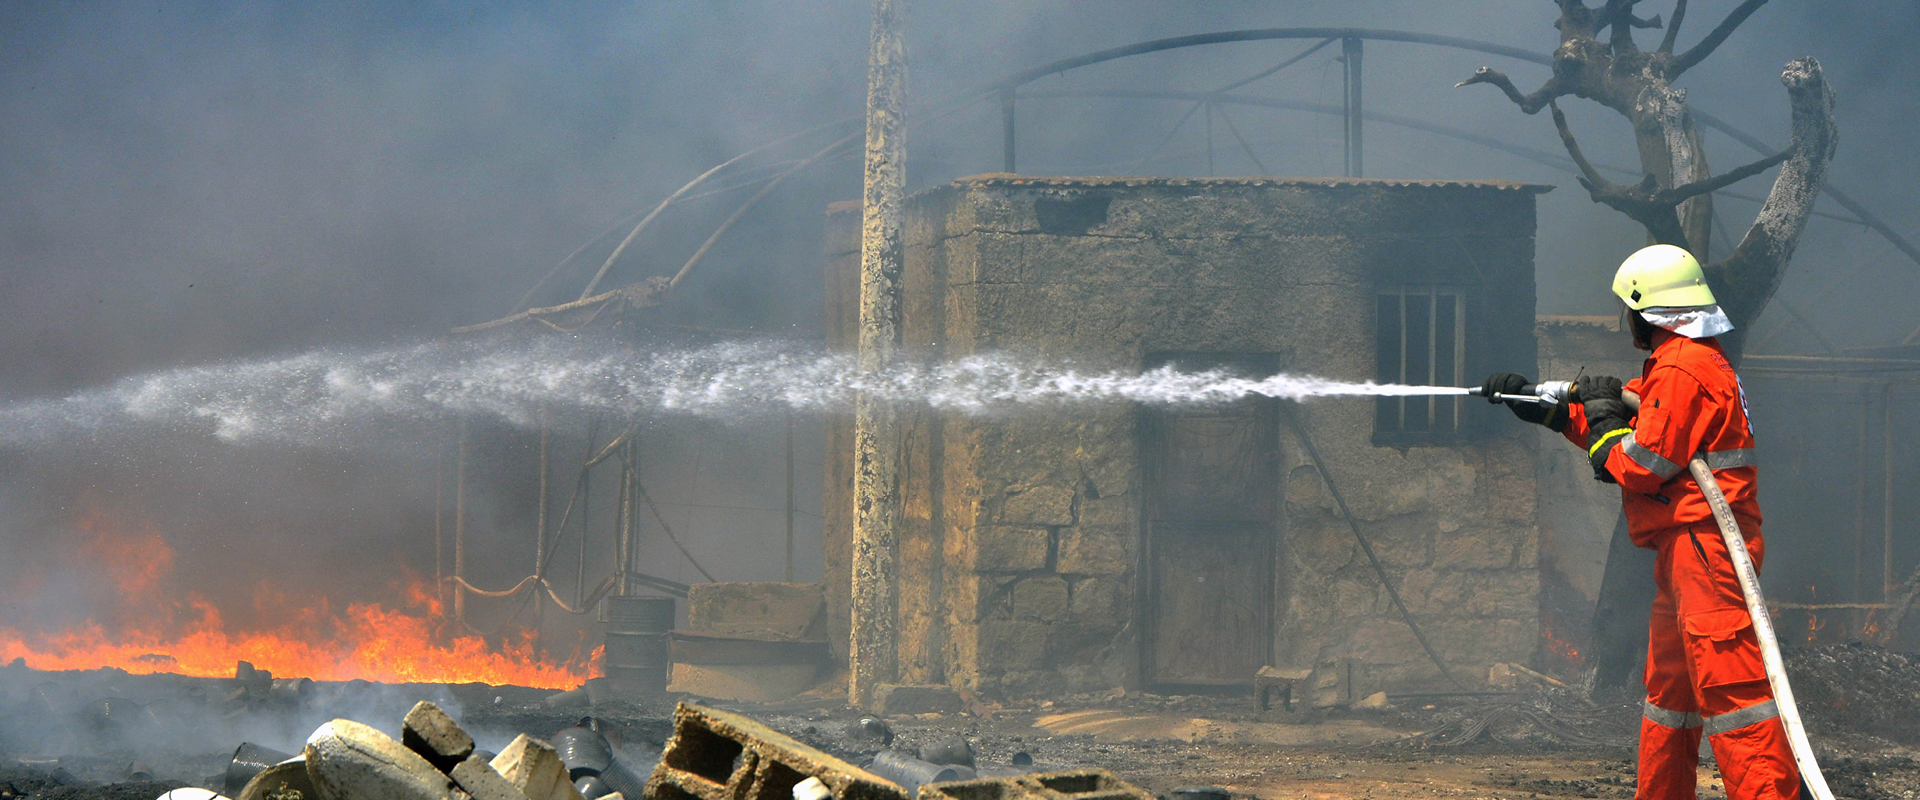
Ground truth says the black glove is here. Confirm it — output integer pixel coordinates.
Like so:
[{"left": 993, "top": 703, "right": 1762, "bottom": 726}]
[
  {"left": 1480, "top": 372, "right": 1568, "bottom": 431},
  {"left": 1577, "top": 375, "right": 1625, "bottom": 403},
  {"left": 1584, "top": 397, "right": 1632, "bottom": 484}
]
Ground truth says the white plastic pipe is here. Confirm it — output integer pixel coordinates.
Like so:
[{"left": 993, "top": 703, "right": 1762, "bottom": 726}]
[{"left": 1687, "top": 457, "right": 1833, "bottom": 800}]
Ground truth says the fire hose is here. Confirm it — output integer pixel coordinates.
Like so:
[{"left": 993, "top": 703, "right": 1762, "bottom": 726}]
[
  {"left": 1583, "top": 385, "right": 1831, "bottom": 797},
  {"left": 1471, "top": 380, "right": 1834, "bottom": 795},
  {"left": 1689, "top": 456, "right": 1834, "bottom": 800}
]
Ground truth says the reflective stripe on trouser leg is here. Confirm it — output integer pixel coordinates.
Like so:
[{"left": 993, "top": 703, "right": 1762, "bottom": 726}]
[
  {"left": 1703, "top": 696, "right": 1800, "bottom": 800},
  {"left": 1704, "top": 699, "right": 1779, "bottom": 735},
  {"left": 1643, "top": 698, "right": 1704, "bottom": 729}
]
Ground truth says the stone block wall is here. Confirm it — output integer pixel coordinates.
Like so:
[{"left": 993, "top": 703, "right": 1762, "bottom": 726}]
[
  {"left": 827, "top": 175, "right": 1551, "bottom": 698},
  {"left": 1533, "top": 316, "right": 1645, "bottom": 668}
]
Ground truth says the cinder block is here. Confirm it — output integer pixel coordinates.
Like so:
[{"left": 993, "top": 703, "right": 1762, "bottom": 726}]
[
  {"left": 916, "top": 769, "right": 1153, "bottom": 800},
  {"left": 1254, "top": 666, "right": 1313, "bottom": 714},
  {"left": 687, "top": 583, "right": 826, "bottom": 639},
  {"left": 492, "top": 734, "right": 583, "bottom": 800},
  {"left": 668, "top": 662, "right": 822, "bottom": 703},
  {"left": 1309, "top": 658, "right": 1365, "bottom": 709},
  {"left": 402, "top": 701, "right": 474, "bottom": 772},
  {"left": 646, "top": 702, "right": 908, "bottom": 800},
  {"left": 450, "top": 755, "right": 529, "bottom": 800}
]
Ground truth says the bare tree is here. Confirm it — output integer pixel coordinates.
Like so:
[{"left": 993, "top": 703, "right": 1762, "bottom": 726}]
[{"left": 1459, "top": 0, "right": 1837, "bottom": 356}]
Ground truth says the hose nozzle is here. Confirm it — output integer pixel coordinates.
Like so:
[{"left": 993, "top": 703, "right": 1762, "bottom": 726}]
[{"left": 1469, "top": 380, "right": 1573, "bottom": 405}]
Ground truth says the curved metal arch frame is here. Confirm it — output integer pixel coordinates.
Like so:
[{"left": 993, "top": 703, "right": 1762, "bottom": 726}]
[
  {"left": 524, "top": 26, "right": 1915, "bottom": 336},
  {"left": 980, "top": 29, "right": 1920, "bottom": 322}
]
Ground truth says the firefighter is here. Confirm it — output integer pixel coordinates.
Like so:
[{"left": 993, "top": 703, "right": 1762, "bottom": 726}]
[{"left": 1483, "top": 244, "right": 1800, "bottom": 800}]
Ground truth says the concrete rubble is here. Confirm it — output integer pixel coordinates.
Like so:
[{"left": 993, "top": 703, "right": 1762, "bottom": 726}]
[
  {"left": 101, "top": 697, "right": 655, "bottom": 800},
  {"left": 646, "top": 702, "right": 1151, "bottom": 800}
]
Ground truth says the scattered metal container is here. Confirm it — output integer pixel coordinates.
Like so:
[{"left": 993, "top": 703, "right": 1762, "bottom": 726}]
[
  {"left": 552, "top": 723, "right": 646, "bottom": 798},
  {"left": 224, "top": 742, "right": 292, "bottom": 797},
  {"left": 917, "top": 736, "right": 975, "bottom": 768},
  {"left": 603, "top": 596, "right": 674, "bottom": 694},
  {"left": 868, "top": 750, "right": 973, "bottom": 795}
]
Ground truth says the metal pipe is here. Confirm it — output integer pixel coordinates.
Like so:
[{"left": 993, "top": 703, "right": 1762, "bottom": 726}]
[
  {"left": 1856, "top": 385, "right": 1870, "bottom": 607},
  {"left": 628, "top": 436, "right": 640, "bottom": 595},
  {"left": 435, "top": 425, "right": 446, "bottom": 608},
  {"left": 1000, "top": 87, "right": 1016, "bottom": 173},
  {"left": 579, "top": 415, "right": 596, "bottom": 608},
  {"left": 537, "top": 418, "right": 549, "bottom": 618},
  {"left": 786, "top": 409, "right": 796, "bottom": 582},
  {"left": 1687, "top": 457, "right": 1834, "bottom": 800},
  {"left": 988, "top": 28, "right": 1548, "bottom": 93},
  {"left": 454, "top": 418, "right": 469, "bottom": 623},
  {"left": 618, "top": 442, "right": 635, "bottom": 598},
  {"left": 1203, "top": 102, "right": 1215, "bottom": 175},
  {"left": 1342, "top": 37, "right": 1363, "bottom": 177},
  {"left": 1886, "top": 382, "right": 1896, "bottom": 601}
]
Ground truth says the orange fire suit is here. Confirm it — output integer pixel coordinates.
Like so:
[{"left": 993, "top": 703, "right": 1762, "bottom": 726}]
[{"left": 1563, "top": 331, "right": 1799, "bottom": 800}]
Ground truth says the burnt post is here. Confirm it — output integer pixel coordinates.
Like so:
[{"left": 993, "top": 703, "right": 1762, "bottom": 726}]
[{"left": 851, "top": 0, "right": 906, "bottom": 708}]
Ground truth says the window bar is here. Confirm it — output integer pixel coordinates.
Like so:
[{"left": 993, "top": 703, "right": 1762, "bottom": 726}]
[
  {"left": 1426, "top": 289, "right": 1438, "bottom": 429},
  {"left": 1454, "top": 294, "right": 1465, "bottom": 428},
  {"left": 1405, "top": 292, "right": 1431, "bottom": 432},
  {"left": 1397, "top": 292, "right": 1408, "bottom": 428}
]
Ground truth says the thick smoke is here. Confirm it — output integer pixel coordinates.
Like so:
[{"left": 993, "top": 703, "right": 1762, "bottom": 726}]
[{"left": 0, "top": 0, "right": 1915, "bottom": 682}]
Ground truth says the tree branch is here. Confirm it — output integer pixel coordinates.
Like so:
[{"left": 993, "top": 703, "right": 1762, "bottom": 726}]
[
  {"left": 1597, "top": 0, "right": 1662, "bottom": 35},
  {"left": 1550, "top": 102, "right": 1615, "bottom": 191},
  {"left": 1658, "top": 0, "right": 1688, "bottom": 53},
  {"left": 1658, "top": 148, "right": 1789, "bottom": 203},
  {"left": 1668, "top": 0, "right": 1768, "bottom": 78},
  {"left": 1457, "top": 67, "right": 1564, "bottom": 114},
  {"left": 1705, "top": 57, "right": 1839, "bottom": 356}
]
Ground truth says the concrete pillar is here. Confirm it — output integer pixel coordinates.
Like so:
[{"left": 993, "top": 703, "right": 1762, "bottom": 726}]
[{"left": 851, "top": 0, "right": 906, "bottom": 708}]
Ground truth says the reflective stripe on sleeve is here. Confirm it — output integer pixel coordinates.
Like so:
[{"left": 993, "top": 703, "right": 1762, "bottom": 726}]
[
  {"left": 1642, "top": 699, "right": 1704, "bottom": 729},
  {"left": 1589, "top": 428, "right": 1632, "bottom": 458},
  {"left": 1703, "top": 448, "right": 1758, "bottom": 471},
  {"left": 1621, "top": 431, "right": 1684, "bottom": 478},
  {"left": 1703, "top": 699, "right": 1779, "bottom": 735}
]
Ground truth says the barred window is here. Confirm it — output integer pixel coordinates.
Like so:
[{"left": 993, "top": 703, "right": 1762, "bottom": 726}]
[{"left": 1375, "top": 289, "right": 1467, "bottom": 443}]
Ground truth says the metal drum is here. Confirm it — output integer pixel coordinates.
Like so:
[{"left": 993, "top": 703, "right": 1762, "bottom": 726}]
[
  {"left": 224, "top": 742, "right": 293, "bottom": 797},
  {"left": 603, "top": 596, "right": 674, "bottom": 693}
]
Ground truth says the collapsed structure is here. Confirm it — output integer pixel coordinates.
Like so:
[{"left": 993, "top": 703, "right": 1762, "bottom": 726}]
[{"left": 822, "top": 175, "right": 1552, "bottom": 697}]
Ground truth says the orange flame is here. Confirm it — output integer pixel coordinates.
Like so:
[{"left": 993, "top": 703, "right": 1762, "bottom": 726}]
[
  {"left": 1541, "top": 624, "right": 1581, "bottom": 663},
  {"left": 0, "top": 507, "right": 595, "bottom": 689},
  {"left": 1804, "top": 586, "right": 1825, "bottom": 645}
]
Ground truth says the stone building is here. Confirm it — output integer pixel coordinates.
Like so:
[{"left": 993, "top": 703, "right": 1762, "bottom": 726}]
[{"left": 824, "top": 174, "right": 1553, "bottom": 698}]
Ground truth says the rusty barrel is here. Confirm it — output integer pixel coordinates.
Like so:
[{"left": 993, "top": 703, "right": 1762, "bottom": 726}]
[{"left": 603, "top": 596, "right": 673, "bottom": 693}]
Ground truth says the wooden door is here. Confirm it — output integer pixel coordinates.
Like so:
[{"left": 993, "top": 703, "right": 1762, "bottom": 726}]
[{"left": 1143, "top": 354, "right": 1280, "bottom": 689}]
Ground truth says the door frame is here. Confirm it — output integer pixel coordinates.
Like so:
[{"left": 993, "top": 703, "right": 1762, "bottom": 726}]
[{"left": 1136, "top": 352, "right": 1284, "bottom": 693}]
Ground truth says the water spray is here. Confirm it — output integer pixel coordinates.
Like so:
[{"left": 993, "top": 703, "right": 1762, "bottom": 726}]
[{"left": 0, "top": 339, "right": 1522, "bottom": 447}]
